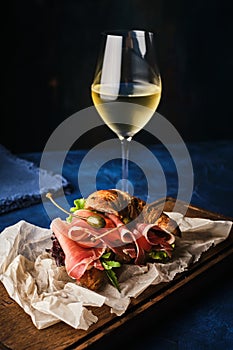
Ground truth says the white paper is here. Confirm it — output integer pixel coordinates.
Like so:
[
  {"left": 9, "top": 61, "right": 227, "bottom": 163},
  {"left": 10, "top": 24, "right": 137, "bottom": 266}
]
[{"left": 0, "top": 214, "right": 232, "bottom": 329}]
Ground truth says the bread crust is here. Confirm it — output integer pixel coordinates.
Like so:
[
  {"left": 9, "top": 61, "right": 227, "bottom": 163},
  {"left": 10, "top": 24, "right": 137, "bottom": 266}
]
[
  {"left": 77, "top": 267, "right": 107, "bottom": 291},
  {"left": 85, "top": 189, "right": 146, "bottom": 220}
]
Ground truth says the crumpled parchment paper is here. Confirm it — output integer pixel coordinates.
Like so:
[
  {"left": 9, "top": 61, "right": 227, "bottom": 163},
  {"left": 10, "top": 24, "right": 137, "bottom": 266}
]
[{"left": 0, "top": 213, "right": 232, "bottom": 330}]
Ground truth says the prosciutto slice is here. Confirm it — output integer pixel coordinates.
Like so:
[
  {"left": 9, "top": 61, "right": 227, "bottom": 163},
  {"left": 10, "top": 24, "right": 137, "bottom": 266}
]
[
  {"left": 51, "top": 218, "right": 105, "bottom": 280},
  {"left": 50, "top": 210, "right": 133, "bottom": 281},
  {"left": 53, "top": 209, "right": 118, "bottom": 248},
  {"left": 136, "top": 223, "right": 175, "bottom": 245},
  {"left": 50, "top": 208, "right": 177, "bottom": 281},
  {"left": 135, "top": 223, "right": 175, "bottom": 261},
  {"left": 106, "top": 213, "right": 133, "bottom": 243}
]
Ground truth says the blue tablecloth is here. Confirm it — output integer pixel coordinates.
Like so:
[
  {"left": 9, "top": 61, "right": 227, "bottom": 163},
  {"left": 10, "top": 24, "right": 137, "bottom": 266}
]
[{"left": 0, "top": 139, "right": 233, "bottom": 349}]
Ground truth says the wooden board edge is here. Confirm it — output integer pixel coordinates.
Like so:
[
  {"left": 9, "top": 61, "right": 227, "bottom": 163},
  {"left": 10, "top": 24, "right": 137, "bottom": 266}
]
[
  {"left": 71, "top": 243, "right": 233, "bottom": 349},
  {"left": 162, "top": 196, "right": 233, "bottom": 221},
  {"left": 1, "top": 197, "right": 232, "bottom": 350}
]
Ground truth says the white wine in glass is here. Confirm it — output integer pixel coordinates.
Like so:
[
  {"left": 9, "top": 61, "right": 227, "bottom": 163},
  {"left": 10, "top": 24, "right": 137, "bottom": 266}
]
[{"left": 91, "top": 29, "right": 162, "bottom": 192}]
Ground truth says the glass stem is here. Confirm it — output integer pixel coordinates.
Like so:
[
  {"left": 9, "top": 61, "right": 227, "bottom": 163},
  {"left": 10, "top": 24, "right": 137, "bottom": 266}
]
[{"left": 120, "top": 137, "right": 131, "bottom": 193}]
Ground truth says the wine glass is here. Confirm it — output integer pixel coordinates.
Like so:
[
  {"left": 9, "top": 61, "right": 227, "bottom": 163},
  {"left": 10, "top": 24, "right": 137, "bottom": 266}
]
[{"left": 91, "top": 29, "right": 161, "bottom": 193}]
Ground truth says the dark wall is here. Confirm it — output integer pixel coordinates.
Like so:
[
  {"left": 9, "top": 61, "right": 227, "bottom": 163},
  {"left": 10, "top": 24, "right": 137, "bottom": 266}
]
[{"left": 2, "top": 0, "right": 232, "bottom": 153}]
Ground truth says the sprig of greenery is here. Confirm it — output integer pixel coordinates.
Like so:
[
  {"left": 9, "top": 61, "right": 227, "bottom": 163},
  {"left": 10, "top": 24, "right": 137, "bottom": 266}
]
[
  {"left": 66, "top": 198, "right": 86, "bottom": 222},
  {"left": 148, "top": 244, "right": 175, "bottom": 262},
  {"left": 149, "top": 250, "right": 168, "bottom": 261},
  {"left": 105, "top": 270, "right": 120, "bottom": 291},
  {"left": 101, "top": 252, "right": 121, "bottom": 291}
]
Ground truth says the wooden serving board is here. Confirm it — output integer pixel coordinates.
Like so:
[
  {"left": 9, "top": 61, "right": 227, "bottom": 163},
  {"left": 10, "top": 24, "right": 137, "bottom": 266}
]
[{"left": 0, "top": 198, "right": 233, "bottom": 350}]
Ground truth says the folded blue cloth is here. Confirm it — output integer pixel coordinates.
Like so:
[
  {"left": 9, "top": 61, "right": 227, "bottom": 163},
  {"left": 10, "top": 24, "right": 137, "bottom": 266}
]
[
  {"left": 0, "top": 145, "right": 72, "bottom": 214},
  {"left": 0, "top": 140, "right": 232, "bottom": 232}
]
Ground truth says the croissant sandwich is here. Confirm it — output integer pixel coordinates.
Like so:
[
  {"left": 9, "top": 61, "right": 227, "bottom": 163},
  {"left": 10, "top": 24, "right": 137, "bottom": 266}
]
[{"left": 47, "top": 189, "right": 181, "bottom": 291}]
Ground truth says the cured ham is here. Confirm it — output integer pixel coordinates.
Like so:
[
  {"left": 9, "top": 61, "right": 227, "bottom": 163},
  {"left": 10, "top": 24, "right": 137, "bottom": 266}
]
[
  {"left": 51, "top": 212, "right": 176, "bottom": 277},
  {"left": 48, "top": 189, "right": 181, "bottom": 291},
  {"left": 52, "top": 210, "right": 119, "bottom": 248},
  {"left": 136, "top": 222, "right": 175, "bottom": 245},
  {"left": 106, "top": 213, "right": 133, "bottom": 243},
  {"left": 51, "top": 218, "right": 105, "bottom": 280}
]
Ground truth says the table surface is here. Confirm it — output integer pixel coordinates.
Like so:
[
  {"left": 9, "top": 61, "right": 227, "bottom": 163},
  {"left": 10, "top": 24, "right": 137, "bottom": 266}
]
[{"left": 0, "top": 139, "right": 233, "bottom": 349}]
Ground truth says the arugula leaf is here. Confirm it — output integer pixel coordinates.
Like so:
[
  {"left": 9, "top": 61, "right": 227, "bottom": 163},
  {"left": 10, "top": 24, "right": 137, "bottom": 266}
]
[
  {"left": 101, "top": 253, "right": 121, "bottom": 291},
  {"left": 149, "top": 250, "right": 168, "bottom": 261},
  {"left": 66, "top": 197, "right": 86, "bottom": 222},
  {"left": 102, "top": 260, "right": 121, "bottom": 270},
  {"left": 105, "top": 260, "right": 121, "bottom": 268},
  {"left": 101, "top": 252, "right": 112, "bottom": 259},
  {"left": 105, "top": 269, "right": 120, "bottom": 291},
  {"left": 66, "top": 215, "right": 73, "bottom": 223}
]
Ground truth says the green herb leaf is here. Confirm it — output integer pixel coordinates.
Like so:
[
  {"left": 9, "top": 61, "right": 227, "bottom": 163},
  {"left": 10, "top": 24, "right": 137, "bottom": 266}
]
[
  {"left": 104, "top": 260, "right": 121, "bottom": 268},
  {"left": 101, "top": 254, "right": 121, "bottom": 290},
  {"left": 70, "top": 198, "right": 86, "bottom": 212},
  {"left": 102, "top": 261, "right": 121, "bottom": 269},
  {"left": 101, "top": 252, "right": 112, "bottom": 259},
  {"left": 66, "top": 215, "right": 73, "bottom": 223},
  {"left": 149, "top": 250, "right": 168, "bottom": 261},
  {"left": 102, "top": 261, "right": 112, "bottom": 270},
  {"left": 105, "top": 269, "right": 120, "bottom": 291},
  {"left": 66, "top": 198, "right": 86, "bottom": 222}
]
